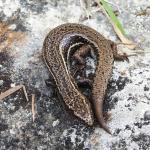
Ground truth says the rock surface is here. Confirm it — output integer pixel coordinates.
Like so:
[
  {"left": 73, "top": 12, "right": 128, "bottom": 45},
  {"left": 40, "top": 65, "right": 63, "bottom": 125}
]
[{"left": 0, "top": 0, "right": 150, "bottom": 149}]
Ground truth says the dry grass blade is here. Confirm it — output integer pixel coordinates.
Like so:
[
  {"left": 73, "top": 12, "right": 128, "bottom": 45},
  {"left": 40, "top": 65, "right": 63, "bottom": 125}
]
[
  {"left": 22, "top": 85, "right": 29, "bottom": 101},
  {"left": 100, "top": 0, "right": 125, "bottom": 34},
  {"left": 112, "top": 24, "right": 137, "bottom": 49},
  {"left": 0, "top": 85, "right": 29, "bottom": 101},
  {"left": 0, "top": 85, "right": 22, "bottom": 100},
  {"left": 32, "top": 94, "right": 36, "bottom": 122},
  {"left": 97, "top": 0, "right": 137, "bottom": 49}
]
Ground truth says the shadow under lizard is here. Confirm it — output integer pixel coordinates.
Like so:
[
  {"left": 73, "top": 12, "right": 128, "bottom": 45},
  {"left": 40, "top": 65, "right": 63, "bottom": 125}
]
[{"left": 42, "top": 23, "right": 128, "bottom": 134}]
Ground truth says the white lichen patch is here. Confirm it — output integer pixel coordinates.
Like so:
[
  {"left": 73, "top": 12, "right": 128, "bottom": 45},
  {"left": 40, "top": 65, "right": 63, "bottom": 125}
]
[{"left": 61, "top": 126, "right": 88, "bottom": 148}]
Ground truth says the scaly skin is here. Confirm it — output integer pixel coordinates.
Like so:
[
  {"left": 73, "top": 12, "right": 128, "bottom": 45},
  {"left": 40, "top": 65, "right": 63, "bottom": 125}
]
[{"left": 42, "top": 23, "right": 127, "bottom": 134}]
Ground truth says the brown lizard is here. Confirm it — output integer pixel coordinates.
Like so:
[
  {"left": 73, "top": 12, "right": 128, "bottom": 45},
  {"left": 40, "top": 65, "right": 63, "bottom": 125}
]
[{"left": 42, "top": 23, "right": 128, "bottom": 134}]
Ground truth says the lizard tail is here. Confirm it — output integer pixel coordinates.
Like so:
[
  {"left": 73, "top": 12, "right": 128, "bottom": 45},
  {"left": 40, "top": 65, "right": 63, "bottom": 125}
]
[{"left": 94, "top": 99, "right": 111, "bottom": 134}]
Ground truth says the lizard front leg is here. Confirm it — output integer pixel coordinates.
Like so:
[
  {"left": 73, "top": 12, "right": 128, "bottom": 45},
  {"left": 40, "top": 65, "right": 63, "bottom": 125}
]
[{"left": 111, "top": 42, "right": 129, "bottom": 62}]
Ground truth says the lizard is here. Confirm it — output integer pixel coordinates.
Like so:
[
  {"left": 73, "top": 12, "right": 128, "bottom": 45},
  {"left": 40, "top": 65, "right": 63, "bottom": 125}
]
[{"left": 42, "top": 23, "right": 128, "bottom": 134}]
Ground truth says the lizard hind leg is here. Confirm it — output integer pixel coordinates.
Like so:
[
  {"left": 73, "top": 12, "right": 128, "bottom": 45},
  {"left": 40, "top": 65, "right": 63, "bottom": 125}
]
[
  {"left": 73, "top": 44, "right": 93, "bottom": 64},
  {"left": 71, "top": 44, "right": 94, "bottom": 78}
]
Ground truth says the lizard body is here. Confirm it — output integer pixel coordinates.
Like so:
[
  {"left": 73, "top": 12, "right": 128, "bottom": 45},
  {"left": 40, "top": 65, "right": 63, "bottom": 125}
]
[{"left": 42, "top": 23, "right": 127, "bottom": 134}]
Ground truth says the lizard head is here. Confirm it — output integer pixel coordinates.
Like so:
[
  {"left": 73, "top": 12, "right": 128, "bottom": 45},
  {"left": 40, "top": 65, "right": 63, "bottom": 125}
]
[{"left": 68, "top": 94, "right": 94, "bottom": 126}]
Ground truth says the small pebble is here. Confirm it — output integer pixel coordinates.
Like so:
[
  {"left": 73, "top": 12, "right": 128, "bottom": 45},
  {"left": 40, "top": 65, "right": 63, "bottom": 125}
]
[
  {"left": 144, "top": 86, "right": 149, "bottom": 91},
  {"left": 0, "top": 80, "right": 4, "bottom": 86},
  {"left": 91, "top": 2, "right": 98, "bottom": 7},
  {"left": 146, "top": 7, "right": 150, "bottom": 15},
  {"left": 52, "top": 119, "right": 60, "bottom": 127},
  {"left": 9, "top": 129, "right": 16, "bottom": 135},
  {"left": 8, "top": 24, "right": 17, "bottom": 30},
  {"left": 144, "top": 111, "right": 150, "bottom": 120},
  {"left": 11, "top": 83, "right": 16, "bottom": 87}
]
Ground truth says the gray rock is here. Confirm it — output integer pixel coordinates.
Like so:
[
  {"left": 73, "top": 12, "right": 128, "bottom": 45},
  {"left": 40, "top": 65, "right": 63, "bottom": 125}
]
[
  {"left": 0, "top": 80, "right": 4, "bottom": 86},
  {"left": 0, "top": 0, "right": 150, "bottom": 150},
  {"left": 144, "top": 111, "right": 150, "bottom": 120}
]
